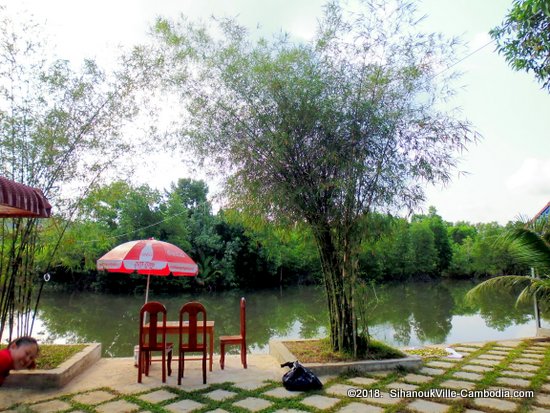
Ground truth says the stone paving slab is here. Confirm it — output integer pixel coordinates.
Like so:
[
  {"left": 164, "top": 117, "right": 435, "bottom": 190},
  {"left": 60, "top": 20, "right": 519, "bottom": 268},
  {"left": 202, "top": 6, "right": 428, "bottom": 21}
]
[
  {"left": 204, "top": 389, "right": 238, "bottom": 401},
  {"left": 419, "top": 367, "right": 445, "bottom": 375},
  {"left": 361, "top": 391, "right": 401, "bottom": 406},
  {"left": 487, "top": 386, "right": 521, "bottom": 397},
  {"left": 487, "top": 350, "right": 511, "bottom": 355},
  {"left": 453, "top": 371, "right": 483, "bottom": 381},
  {"left": 348, "top": 376, "right": 378, "bottom": 386},
  {"left": 139, "top": 389, "right": 179, "bottom": 403},
  {"left": 495, "top": 340, "right": 523, "bottom": 347},
  {"left": 500, "top": 369, "right": 535, "bottom": 378},
  {"left": 402, "top": 373, "right": 433, "bottom": 384},
  {"left": 469, "top": 358, "right": 498, "bottom": 366},
  {"left": 508, "top": 363, "right": 539, "bottom": 371},
  {"left": 515, "top": 357, "right": 543, "bottom": 363},
  {"left": 519, "top": 353, "right": 545, "bottom": 359},
  {"left": 407, "top": 399, "right": 451, "bottom": 413},
  {"left": 96, "top": 400, "right": 141, "bottom": 413},
  {"left": 478, "top": 354, "right": 506, "bottom": 360},
  {"left": 473, "top": 397, "right": 517, "bottom": 412},
  {"left": 301, "top": 395, "right": 340, "bottom": 409},
  {"left": 462, "top": 364, "right": 492, "bottom": 372},
  {"left": 29, "top": 400, "right": 72, "bottom": 413},
  {"left": 452, "top": 346, "right": 477, "bottom": 353},
  {"left": 325, "top": 383, "right": 355, "bottom": 397},
  {"left": 2, "top": 340, "right": 550, "bottom": 413},
  {"left": 523, "top": 346, "right": 546, "bottom": 353},
  {"left": 336, "top": 402, "right": 384, "bottom": 412},
  {"left": 165, "top": 399, "right": 205, "bottom": 413},
  {"left": 233, "top": 397, "right": 274, "bottom": 412},
  {"left": 232, "top": 380, "right": 271, "bottom": 390},
  {"left": 263, "top": 387, "right": 304, "bottom": 398},
  {"left": 439, "top": 379, "right": 476, "bottom": 390},
  {"left": 457, "top": 343, "right": 483, "bottom": 348},
  {"left": 73, "top": 390, "right": 117, "bottom": 404},
  {"left": 535, "top": 392, "right": 550, "bottom": 406},
  {"left": 386, "top": 381, "right": 418, "bottom": 391},
  {"left": 272, "top": 409, "right": 309, "bottom": 413}
]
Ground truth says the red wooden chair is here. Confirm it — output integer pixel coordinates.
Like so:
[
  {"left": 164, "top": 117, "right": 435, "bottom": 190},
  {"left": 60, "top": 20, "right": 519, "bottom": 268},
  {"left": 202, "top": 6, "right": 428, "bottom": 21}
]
[
  {"left": 137, "top": 301, "right": 173, "bottom": 383},
  {"left": 219, "top": 297, "right": 247, "bottom": 370},
  {"left": 178, "top": 301, "right": 207, "bottom": 384}
]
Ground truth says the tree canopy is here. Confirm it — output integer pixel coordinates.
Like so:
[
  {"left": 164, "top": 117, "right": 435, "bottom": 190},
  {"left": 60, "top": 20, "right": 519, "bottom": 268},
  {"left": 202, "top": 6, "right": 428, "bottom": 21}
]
[
  {"left": 0, "top": 6, "right": 157, "bottom": 341},
  {"left": 141, "top": 0, "right": 479, "bottom": 353},
  {"left": 490, "top": 0, "right": 550, "bottom": 91}
]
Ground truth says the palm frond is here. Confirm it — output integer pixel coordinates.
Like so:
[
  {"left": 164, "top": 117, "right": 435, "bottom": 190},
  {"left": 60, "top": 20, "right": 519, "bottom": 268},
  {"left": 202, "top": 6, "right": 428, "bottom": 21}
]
[
  {"left": 465, "top": 275, "right": 532, "bottom": 305},
  {"left": 502, "top": 226, "right": 550, "bottom": 272}
]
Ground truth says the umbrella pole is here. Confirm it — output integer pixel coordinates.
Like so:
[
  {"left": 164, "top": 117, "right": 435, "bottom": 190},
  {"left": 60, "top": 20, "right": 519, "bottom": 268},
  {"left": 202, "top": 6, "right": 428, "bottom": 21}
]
[
  {"left": 145, "top": 274, "right": 151, "bottom": 304},
  {"left": 143, "top": 274, "right": 151, "bottom": 325}
]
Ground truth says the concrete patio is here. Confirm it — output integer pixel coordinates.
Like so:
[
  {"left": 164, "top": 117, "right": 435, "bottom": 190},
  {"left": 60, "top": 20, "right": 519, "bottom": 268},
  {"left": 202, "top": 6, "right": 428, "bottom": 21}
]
[{"left": 1, "top": 338, "right": 550, "bottom": 413}]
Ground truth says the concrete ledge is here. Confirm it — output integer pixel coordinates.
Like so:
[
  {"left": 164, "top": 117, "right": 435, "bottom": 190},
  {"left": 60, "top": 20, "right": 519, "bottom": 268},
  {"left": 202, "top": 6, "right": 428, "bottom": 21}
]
[
  {"left": 270, "top": 339, "right": 422, "bottom": 376},
  {"left": 4, "top": 343, "right": 101, "bottom": 389}
]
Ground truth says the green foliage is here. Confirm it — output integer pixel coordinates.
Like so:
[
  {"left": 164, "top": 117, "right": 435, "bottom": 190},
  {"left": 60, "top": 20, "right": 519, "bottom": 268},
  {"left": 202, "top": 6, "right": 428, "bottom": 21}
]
[
  {"left": 42, "top": 182, "right": 534, "bottom": 292},
  {"left": 35, "top": 344, "right": 87, "bottom": 370},
  {"left": 403, "top": 347, "right": 448, "bottom": 359},
  {"left": 467, "top": 217, "right": 550, "bottom": 308},
  {"left": 45, "top": 179, "right": 320, "bottom": 292},
  {"left": 490, "top": 0, "right": 550, "bottom": 90},
  {"left": 409, "top": 220, "right": 438, "bottom": 276},
  {"left": 0, "top": 6, "right": 159, "bottom": 340},
  {"left": 144, "top": 0, "right": 478, "bottom": 354}
]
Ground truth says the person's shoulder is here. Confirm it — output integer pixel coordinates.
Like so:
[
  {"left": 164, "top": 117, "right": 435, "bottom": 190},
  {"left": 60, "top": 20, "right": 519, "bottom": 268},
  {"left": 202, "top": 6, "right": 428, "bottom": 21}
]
[{"left": 0, "top": 347, "right": 13, "bottom": 371}]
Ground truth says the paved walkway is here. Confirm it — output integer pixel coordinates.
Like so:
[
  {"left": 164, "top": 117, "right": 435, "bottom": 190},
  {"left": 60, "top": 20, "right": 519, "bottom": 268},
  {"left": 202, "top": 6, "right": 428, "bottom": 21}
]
[{"left": 1, "top": 339, "right": 550, "bottom": 413}]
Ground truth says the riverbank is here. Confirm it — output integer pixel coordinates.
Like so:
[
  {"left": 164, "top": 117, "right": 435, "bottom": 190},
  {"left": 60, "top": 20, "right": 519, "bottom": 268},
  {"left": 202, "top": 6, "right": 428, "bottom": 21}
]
[
  {"left": 2, "top": 337, "right": 550, "bottom": 412},
  {"left": 32, "top": 281, "right": 547, "bottom": 358}
]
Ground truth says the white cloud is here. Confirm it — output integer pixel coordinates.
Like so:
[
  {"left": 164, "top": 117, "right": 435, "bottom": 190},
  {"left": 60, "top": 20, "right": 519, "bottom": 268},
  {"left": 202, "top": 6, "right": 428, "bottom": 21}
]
[{"left": 507, "top": 158, "right": 550, "bottom": 195}]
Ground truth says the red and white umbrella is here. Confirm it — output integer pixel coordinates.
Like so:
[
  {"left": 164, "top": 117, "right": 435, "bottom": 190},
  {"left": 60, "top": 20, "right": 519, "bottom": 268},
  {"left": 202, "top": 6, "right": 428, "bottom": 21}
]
[{"left": 97, "top": 239, "right": 199, "bottom": 303}]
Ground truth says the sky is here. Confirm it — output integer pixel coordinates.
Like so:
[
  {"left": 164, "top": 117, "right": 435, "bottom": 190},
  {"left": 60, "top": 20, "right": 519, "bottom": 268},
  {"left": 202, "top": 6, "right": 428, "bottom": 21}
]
[{"left": 3, "top": 0, "right": 550, "bottom": 225}]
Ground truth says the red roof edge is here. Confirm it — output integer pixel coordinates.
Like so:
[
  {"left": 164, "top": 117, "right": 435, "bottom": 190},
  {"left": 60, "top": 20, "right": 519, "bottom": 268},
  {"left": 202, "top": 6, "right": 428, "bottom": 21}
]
[
  {"left": 532, "top": 201, "right": 550, "bottom": 221},
  {"left": 0, "top": 176, "right": 52, "bottom": 218}
]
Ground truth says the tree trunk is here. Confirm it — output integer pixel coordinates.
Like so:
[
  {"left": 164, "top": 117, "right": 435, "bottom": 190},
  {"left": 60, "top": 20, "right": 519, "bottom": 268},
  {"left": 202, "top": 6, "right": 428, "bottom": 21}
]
[{"left": 313, "top": 223, "right": 356, "bottom": 353}]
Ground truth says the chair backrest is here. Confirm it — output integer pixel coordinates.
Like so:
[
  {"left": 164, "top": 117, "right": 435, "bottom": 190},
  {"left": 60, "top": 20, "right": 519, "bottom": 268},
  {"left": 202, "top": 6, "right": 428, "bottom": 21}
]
[
  {"left": 240, "top": 297, "right": 246, "bottom": 339},
  {"left": 139, "top": 301, "right": 167, "bottom": 349},
  {"left": 179, "top": 301, "right": 207, "bottom": 351}
]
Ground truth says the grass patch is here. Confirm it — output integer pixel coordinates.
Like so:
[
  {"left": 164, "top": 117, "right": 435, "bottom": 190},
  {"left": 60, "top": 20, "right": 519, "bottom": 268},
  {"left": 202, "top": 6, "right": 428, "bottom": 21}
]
[
  {"left": 36, "top": 344, "right": 87, "bottom": 369},
  {"left": 282, "top": 337, "right": 405, "bottom": 363},
  {"left": 0, "top": 343, "right": 86, "bottom": 369},
  {"left": 403, "top": 347, "right": 448, "bottom": 359}
]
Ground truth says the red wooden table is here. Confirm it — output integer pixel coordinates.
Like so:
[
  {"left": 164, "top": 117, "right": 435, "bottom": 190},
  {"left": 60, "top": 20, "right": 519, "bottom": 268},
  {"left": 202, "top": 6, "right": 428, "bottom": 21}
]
[{"left": 144, "top": 320, "right": 215, "bottom": 371}]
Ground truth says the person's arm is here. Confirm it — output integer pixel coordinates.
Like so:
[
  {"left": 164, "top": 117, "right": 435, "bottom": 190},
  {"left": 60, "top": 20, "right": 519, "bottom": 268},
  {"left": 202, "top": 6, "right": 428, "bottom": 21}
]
[
  {"left": 0, "top": 349, "right": 13, "bottom": 386},
  {"left": 0, "top": 349, "right": 13, "bottom": 373}
]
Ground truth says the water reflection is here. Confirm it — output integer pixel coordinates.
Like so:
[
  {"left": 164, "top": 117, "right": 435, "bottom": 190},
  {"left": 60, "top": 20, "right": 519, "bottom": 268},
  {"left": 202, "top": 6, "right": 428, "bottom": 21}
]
[{"left": 35, "top": 280, "right": 543, "bottom": 357}]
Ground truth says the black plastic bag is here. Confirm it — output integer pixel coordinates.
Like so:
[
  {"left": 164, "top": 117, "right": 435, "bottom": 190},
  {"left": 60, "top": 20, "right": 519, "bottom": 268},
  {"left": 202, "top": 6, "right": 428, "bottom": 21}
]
[{"left": 281, "top": 361, "right": 323, "bottom": 391}]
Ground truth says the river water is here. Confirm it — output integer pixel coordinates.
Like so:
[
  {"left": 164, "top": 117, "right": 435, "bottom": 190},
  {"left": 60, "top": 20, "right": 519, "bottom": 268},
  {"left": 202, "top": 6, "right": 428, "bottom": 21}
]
[{"left": 31, "top": 279, "right": 545, "bottom": 357}]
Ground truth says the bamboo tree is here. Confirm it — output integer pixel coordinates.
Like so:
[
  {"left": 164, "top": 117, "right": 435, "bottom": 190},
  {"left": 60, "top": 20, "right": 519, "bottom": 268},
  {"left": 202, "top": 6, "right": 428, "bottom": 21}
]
[
  {"left": 139, "top": 0, "right": 478, "bottom": 354},
  {"left": 0, "top": 7, "right": 158, "bottom": 342}
]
